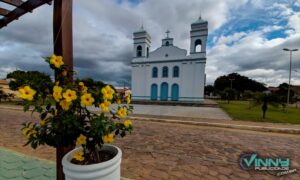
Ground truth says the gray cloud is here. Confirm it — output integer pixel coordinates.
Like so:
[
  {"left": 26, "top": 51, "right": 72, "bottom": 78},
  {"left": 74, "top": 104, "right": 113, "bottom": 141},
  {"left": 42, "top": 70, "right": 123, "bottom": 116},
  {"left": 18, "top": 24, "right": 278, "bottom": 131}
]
[{"left": 0, "top": 0, "right": 299, "bottom": 87}]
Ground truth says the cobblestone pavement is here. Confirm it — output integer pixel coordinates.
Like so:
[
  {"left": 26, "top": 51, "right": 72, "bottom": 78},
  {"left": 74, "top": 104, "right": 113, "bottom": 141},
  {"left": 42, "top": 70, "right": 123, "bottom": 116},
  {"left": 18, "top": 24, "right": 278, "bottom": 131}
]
[{"left": 0, "top": 108, "right": 300, "bottom": 180}]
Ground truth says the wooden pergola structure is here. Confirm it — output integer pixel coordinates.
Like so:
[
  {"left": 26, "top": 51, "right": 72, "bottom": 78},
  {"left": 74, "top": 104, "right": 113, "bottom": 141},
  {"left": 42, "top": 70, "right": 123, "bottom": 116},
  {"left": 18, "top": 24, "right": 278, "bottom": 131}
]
[{"left": 0, "top": 0, "right": 73, "bottom": 179}]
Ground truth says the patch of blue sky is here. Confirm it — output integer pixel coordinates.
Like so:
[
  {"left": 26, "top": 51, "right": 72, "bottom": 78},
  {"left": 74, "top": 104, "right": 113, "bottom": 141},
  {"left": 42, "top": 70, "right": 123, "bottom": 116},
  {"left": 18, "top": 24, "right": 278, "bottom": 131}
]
[
  {"left": 207, "top": 0, "right": 296, "bottom": 47},
  {"left": 265, "top": 29, "right": 288, "bottom": 40}
]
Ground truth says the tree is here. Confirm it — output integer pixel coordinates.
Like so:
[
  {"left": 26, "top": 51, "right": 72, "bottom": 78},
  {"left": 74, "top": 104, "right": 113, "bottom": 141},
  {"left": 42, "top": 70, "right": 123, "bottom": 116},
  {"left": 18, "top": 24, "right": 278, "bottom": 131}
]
[
  {"left": 7, "top": 70, "right": 53, "bottom": 103},
  {"left": 276, "top": 83, "right": 295, "bottom": 101},
  {"left": 75, "top": 78, "right": 105, "bottom": 90},
  {"left": 214, "top": 73, "right": 267, "bottom": 93},
  {"left": 205, "top": 85, "right": 214, "bottom": 96}
]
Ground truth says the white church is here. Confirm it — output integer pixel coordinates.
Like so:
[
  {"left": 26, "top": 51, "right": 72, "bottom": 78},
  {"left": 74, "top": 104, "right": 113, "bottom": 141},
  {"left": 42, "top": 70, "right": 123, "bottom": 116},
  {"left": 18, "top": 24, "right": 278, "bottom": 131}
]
[{"left": 131, "top": 17, "right": 208, "bottom": 102}]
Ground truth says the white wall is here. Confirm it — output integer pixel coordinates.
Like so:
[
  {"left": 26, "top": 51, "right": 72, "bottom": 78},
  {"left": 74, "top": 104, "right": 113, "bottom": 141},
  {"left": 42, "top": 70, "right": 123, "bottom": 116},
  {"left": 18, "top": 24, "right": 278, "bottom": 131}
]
[{"left": 132, "top": 60, "right": 205, "bottom": 101}]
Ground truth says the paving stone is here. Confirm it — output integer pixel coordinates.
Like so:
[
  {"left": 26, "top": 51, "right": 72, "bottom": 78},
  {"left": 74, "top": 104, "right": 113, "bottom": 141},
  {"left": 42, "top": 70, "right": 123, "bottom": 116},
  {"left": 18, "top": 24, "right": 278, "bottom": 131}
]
[
  {"left": 2, "top": 156, "right": 23, "bottom": 163},
  {"left": 150, "top": 169, "right": 169, "bottom": 179},
  {"left": 43, "top": 168, "right": 56, "bottom": 177},
  {"left": 217, "top": 166, "right": 233, "bottom": 176},
  {"left": 2, "top": 161, "right": 23, "bottom": 170},
  {"left": 2, "top": 169, "right": 22, "bottom": 179},
  {"left": 209, "top": 170, "right": 218, "bottom": 176},
  {"left": 218, "top": 174, "right": 230, "bottom": 180},
  {"left": 22, "top": 161, "right": 41, "bottom": 170},
  {"left": 22, "top": 168, "right": 46, "bottom": 179},
  {"left": 8, "top": 177, "right": 25, "bottom": 180},
  {"left": 235, "top": 172, "right": 251, "bottom": 179}
]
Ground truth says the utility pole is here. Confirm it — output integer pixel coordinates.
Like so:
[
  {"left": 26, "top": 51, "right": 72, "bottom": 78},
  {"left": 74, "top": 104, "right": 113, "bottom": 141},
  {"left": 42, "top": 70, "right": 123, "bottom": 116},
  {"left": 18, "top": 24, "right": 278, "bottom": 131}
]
[{"left": 283, "top": 48, "right": 298, "bottom": 109}]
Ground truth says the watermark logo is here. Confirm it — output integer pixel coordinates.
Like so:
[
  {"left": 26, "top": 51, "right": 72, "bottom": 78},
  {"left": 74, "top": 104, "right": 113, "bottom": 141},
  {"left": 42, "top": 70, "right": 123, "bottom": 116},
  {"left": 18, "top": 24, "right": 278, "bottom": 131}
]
[{"left": 239, "top": 153, "right": 297, "bottom": 176}]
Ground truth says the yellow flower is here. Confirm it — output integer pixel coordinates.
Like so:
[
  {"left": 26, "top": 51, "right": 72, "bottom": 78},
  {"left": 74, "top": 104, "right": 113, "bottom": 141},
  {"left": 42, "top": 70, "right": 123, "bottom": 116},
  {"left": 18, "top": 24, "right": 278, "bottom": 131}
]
[
  {"left": 39, "top": 120, "right": 46, "bottom": 126},
  {"left": 116, "top": 99, "right": 121, "bottom": 105},
  {"left": 81, "top": 93, "right": 95, "bottom": 106},
  {"left": 82, "top": 86, "right": 88, "bottom": 94},
  {"left": 60, "top": 100, "right": 72, "bottom": 111},
  {"left": 62, "top": 70, "right": 68, "bottom": 76},
  {"left": 76, "top": 134, "right": 87, "bottom": 146},
  {"left": 63, "top": 89, "right": 77, "bottom": 102},
  {"left": 124, "top": 120, "right": 132, "bottom": 128},
  {"left": 53, "top": 85, "right": 63, "bottom": 102},
  {"left": 19, "top": 86, "right": 36, "bottom": 101},
  {"left": 22, "top": 126, "right": 37, "bottom": 139},
  {"left": 102, "top": 133, "right": 114, "bottom": 143},
  {"left": 100, "top": 100, "right": 111, "bottom": 113},
  {"left": 101, "top": 85, "right": 114, "bottom": 100},
  {"left": 117, "top": 107, "right": 127, "bottom": 119},
  {"left": 27, "top": 129, "right": 37, "bottom": 139},
  {"left": 126, "top": 96, "right": 131, "bottom": 104},
  {"left": 78, "top": 82, "right": 84, "bottom": 87},
  {"left": 22, "top": 127, "right": 31, "bottom": 136},
  {"left": 72, "top": 150, "right": 84, "bottom": 161},
  {"left": 78, "top": 82, "right": 88, "bottom": 94},
  {"left": 50, "top": 54, "right": 64, "bottom": 68}
]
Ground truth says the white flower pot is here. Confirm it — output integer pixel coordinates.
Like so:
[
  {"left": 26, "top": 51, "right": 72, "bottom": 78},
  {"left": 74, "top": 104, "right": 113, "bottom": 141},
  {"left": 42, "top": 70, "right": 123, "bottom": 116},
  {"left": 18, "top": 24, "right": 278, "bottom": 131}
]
[{"left": 62, "top": 145, "right": 122, "bottom": 180}]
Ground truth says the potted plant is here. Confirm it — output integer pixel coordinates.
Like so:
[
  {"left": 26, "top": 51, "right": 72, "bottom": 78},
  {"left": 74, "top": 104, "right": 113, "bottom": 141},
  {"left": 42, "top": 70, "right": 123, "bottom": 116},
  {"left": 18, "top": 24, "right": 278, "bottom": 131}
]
[{"left": 19, "top": 54, "right": 133, "bottom": 179}]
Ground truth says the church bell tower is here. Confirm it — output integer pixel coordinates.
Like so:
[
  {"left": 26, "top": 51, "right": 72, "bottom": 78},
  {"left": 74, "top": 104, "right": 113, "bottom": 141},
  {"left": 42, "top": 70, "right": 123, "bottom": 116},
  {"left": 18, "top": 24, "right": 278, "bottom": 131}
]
[
  {"left": 190, "top": 16, "right": 208, "bottom": 54},
  {"left": 133, "top": 26, "right": 151, "bottom": 58}
]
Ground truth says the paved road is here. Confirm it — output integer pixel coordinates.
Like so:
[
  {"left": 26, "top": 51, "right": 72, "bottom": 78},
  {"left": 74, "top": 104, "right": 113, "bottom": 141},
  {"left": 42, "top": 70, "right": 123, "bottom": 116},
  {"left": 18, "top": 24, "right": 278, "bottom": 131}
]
[{"left": 0, "top": 108, "right": 299, "bottom": 179}]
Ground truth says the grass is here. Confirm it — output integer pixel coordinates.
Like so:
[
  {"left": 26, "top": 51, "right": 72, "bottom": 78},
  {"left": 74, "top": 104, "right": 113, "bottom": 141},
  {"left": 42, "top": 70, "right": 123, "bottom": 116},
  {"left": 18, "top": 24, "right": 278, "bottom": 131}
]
[{"left": 217, "top": 100, "right": 300, "bottom": 124}]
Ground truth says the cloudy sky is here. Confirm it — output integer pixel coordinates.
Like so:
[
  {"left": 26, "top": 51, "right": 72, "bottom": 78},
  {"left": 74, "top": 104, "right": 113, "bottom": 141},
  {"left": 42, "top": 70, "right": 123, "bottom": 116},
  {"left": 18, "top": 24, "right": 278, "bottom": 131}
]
[{"left": 0, "top": 0, "right": 300, "bottom": 87}]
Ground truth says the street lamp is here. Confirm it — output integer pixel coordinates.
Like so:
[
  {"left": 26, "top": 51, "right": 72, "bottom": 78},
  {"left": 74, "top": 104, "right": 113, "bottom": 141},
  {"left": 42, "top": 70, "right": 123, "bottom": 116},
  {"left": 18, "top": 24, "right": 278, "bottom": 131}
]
[{"left": 283, "top": 48, "right": 298, "bottom": 107}]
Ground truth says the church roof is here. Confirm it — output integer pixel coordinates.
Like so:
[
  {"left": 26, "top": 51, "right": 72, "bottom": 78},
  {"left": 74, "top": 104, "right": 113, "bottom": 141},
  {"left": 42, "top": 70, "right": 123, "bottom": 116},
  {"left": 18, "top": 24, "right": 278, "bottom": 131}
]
[
  {"left": 148, "top": 46, "right": 188, "bottom": 61},
  {"left": 191, "top": 16, "right": 207, "bottom": 25}
]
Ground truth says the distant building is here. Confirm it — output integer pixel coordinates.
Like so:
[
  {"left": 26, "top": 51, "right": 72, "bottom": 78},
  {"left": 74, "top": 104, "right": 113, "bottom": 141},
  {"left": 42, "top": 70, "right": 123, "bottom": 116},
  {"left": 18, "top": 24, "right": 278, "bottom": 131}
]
[
  {"left": 131, "top": 17, "right": 208, "bottom": 101},
  {"left": 291, "top": 85, "right": 300, "bottom": 96},
  {"left": 0, "top": 79, "right": 17, "bottom": 96}
]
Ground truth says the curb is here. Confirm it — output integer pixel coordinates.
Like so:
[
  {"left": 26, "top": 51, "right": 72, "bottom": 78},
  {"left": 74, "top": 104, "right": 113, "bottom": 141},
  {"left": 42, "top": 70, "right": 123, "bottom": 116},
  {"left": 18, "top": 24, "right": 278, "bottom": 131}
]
[{"left": 130, "top": 116, "right": 300, "bottom": 135}]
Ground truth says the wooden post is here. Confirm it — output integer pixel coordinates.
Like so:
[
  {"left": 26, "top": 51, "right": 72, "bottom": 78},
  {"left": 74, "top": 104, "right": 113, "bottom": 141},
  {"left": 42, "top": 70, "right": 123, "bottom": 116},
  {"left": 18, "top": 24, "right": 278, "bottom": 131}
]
[
  {"left": 53, "top": 0, "right": 73, "bottom": 179},
  {"left": 53, "top": 0, "right": 73, "bottom": 69}
]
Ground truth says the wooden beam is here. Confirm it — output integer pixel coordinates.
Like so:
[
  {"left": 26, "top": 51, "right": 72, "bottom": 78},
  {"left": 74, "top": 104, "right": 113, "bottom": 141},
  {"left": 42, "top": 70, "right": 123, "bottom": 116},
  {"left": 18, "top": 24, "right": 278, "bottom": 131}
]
[
  {"left": 53, "top": 0, "right": 73, "bottom": 72},
  {"left": 0, "top": 0, "right": 23, "bottom": 7},
  {"left": 53, "top": 0, "right": 73, "bottom": 179},
  {"left": 0, "top": 7, "right": 10, "bottom": 16},
  {"left": 0, "top": 0, "right": 53, "bottom": 29}
]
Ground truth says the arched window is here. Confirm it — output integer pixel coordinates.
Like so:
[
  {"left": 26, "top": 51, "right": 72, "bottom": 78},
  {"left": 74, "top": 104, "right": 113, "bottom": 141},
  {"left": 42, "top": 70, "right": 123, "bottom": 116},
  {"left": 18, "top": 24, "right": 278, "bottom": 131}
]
[
  {"left": 162, "top": 66, "right": 168, "bottom": 78},
  {"left": 194, "top": 39, "right": 202, "bottom": 52},
  {"left": 173, "top": 66, "right": 179, "bottom": 77},
  {"left": 137, "top": 45, "right": 142, "bottom": 57},
  {"left": 165, "top": 41, "right": 169, "bottom": 46},
  {"left": 152, "top": 67, "right": 158, "bottom": 78}
]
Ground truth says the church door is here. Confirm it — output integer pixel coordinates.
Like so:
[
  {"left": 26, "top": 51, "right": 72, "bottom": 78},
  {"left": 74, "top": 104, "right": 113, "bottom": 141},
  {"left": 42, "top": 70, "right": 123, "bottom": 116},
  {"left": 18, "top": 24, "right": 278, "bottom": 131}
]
[
  {"left": 151, "top": 84, "right": 158, "bottom": 100},
  {"left": 171, "top": 84, "right": 179, "bottom": 101},
  {"left": 160, "top": 82, "right": 168, "bottom": 101}
]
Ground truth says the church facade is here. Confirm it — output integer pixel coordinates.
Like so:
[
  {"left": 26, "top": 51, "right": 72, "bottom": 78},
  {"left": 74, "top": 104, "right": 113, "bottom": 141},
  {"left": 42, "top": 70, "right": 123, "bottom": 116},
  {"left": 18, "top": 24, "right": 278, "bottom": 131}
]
[{"left": 131, "top": 17, "right": 208, "bottom": 101}]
